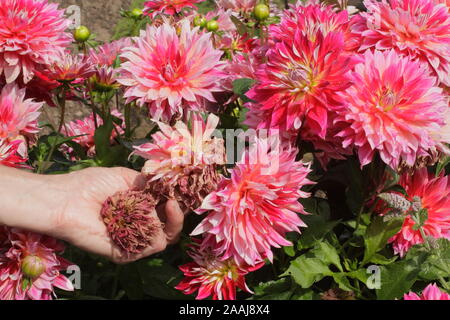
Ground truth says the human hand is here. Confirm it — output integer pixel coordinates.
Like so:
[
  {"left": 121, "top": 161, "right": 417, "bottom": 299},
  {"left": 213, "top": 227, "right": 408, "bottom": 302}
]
[{"left": 48, "top": 167, "right": 185, "bottom": 264}]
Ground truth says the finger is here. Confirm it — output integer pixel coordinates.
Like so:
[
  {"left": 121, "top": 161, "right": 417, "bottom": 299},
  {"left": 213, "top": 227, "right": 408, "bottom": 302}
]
[
  {"left": 163, "top": 200, "right": 185, "bottom": 244},
  {"left": 115, "top": 167, "right": 142, "bottom": 189}
]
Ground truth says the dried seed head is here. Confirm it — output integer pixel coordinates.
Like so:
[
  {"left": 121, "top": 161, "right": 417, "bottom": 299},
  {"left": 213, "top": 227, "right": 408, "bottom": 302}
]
[{"left": 101, "top": 190, "right": 162, "bottom": 254}]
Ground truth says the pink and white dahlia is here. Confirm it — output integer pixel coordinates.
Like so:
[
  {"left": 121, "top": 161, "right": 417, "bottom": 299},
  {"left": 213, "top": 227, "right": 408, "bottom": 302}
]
[
  {"left": 0, "top": 227, "right": 75, "bottom": 300},
  {"left": 389, "top": 168, "right": 450, "bottom": 256},
  {"left": 89, "top": 38, "right": 133, "bottom": 67},
  {"left": 192, "top": 138, "right": 314, "bottom": 266},
  {"left": 216, "top": 0, "right": 257, "bottom": 14},
  {"left": 335, "top": 50, "right": 449, "bottom": 169},
  {"left": 62, "top": 110, "right": 124, "bottom": 158},
  {"left": 44, "top": 51, "right": 95, "bottom": 83},
  {"left": 404, "top": 283, "right": 450, "bottom": 300},
  {"left": 271, "top": 2, "right": 358, "bottom": 52},
  {"left": 176, "top": 239, "right": 263, "bottom": 300},
  {"left": 0, "top": 0, "right": 72, "bottom": 84},
  {"left": 118, "top": 20, "right": 226, "bottom": 122},
  {"left": 0, "top": 84, "right": 42, "bottom": 140},
  {"left": 134, "top": 113, "right": 225, "bottom": 211},
  {"left": 0, "top": 138, "right": 28, "bottom": 168},
  {"left": 143, "top": 0, "right": 203, "bottom": 18},
  {"left": 246, "top": 3, "right": 357, "bottom": 141},
  {"left": 355, "top": 0, "right": 450, "bottom": 86},
  {"left": 246, "top": 32, "right": 355, "bottom": 140}
]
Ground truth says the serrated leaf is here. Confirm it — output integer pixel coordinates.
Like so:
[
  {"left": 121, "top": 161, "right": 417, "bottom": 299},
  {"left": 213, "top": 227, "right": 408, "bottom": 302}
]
[
  {"left": 313, "top": 241, "right": 343, "bottom": 272},
  {"left": 283, "top": 256, "right": 332, "bottom": 288},
  {"left": 251, "top": 278, "right": 294, "bottom": 300},
  {"left": 332, "top": 273, "right": 355, "bottom": 292},
  {"left": 376, "top": 255, "right": 426, "bottom": 300},
  {"left": 362, "top": 215, "right": 404, "bottom": 266}
]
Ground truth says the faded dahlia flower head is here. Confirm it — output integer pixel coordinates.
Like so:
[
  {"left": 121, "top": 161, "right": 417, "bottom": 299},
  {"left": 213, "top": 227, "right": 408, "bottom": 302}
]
[
  {"left": 118, "top": 20, "right": 226, "bottom": 122},
  {"left": 143, "top": 0, "right": 203, "bottom": 18},
  {"left": 62, "top": 110, "right": 124, "bottom": 158},
  {"left": 0, "top": 138, "right": 28, "bottom": 168},
  {"left": 0, "top": 0, "right": 72, "bottom": 84},
  {"left": 0, "top": 84, "right": 42, "bottom": 140},
  {"left": 388, "top": 168, "right": 450, "bottom": 257},
  {"left": 0, "top": 227, "right": 75, "bottom": 300},
  {"left": 404, "top": 283, "right": 450, "bottom": 300},
  {"left": 176, "top": 239, "right": 264, "bottom": 300},
  {"left": 355, "top": 0, "right": 450, "bottom": 86},
  {"left": 101, "top": 190, "right": 162, "bottom": 254},
  {"left": 246, "top": 4, "right": 357, "bottom": 142},
  {"left": 335, "top": 50, "right": 449, "bottom": 169},
  {"left": 193, "top": 138, "right": 314, "bottom": 266},
  {"left": 134, "top": 113, "right": 225, "bottom": 211}
]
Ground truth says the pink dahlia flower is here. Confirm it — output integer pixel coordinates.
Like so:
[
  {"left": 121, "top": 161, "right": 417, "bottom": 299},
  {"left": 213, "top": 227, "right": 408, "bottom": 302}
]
[
  {"left": 89, "top": 38, "right": 133, "bottom": 67},
  {"left": 0, "top": 84, "right": 42, "bottom": 140},
  {"left": 335, "top": 50, "right": 449, "bottom": 169},
  {"left": 216, "top": 0, "right": 257, "bottom": 14},
  {"left": 192, "top": 138, "right": 314, "bottom": 266},
  {"left": 143, "top": 0, "right": 203, "bottom": 18},
  {"left": 355, "top": 0, "right": 450, "bottom": 86},
  {"left": 62, "top": 110, "right": 124, "bottom": 158},
  {"left": 246, "top": 3, "right": 357, "bottom": 141},
  {"left": 0, "top": 138, "right": 28, "bottom": 168},
  {"left": 134, "top": 113, "right": 225, "bottom": 211},
  {"left": 404, "top": 283, "right": 450, "bottom": 300},
  {"left": 118, "top": 20, "right": 226, "bottom": 122},
  {"left": 389, "top": 168, "right": 450, "bottom": 256},
  {"left": 176, "top": 239, "right": 264, "bottom": 300},
  {"left": 44, "top": 51, "right": 95, "bottom": 84},
  {"left": 0, "top": 0, "right": 72, "bottom": 84},
  {"left": 0, "top": 227, "right": 75, "bottom": 300},
  {"left": 271, "top": 2, "right": 359, "bottom": 52}
]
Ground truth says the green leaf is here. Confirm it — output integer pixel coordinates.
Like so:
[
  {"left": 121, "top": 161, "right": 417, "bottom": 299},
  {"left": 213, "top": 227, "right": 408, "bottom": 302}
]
[
  {"left": 314, "top": 241, "right": 343, "bottom": 272},
  {"left": 369, "top": 253, "right": 398, "bottom": 265},
  {"left": 137, "top": 259, "right": 191, "bottom": 300},
  {"left": 283, "top": 256, "right": 332, "bottom": 288},
  {"left": 362, "top": 215, "right": 404, "bottom": 266},
  {"left": 332, "top": 273, "right": 355, "bottom": 292},
  {"left": 347, "top": 269, "right": 370, "bottom": 285},
  {"left": 297, "top": 213, "right": 338, "bottom": 250},
  {"left": 232, "top": 78, "right": 256, "bottom": 96},
  {"left": 406, "top": 239, "right": 450, "bottom": 281},
  {"left": 376, "top": 254, "right": 427, "bottom": 300},
  {"left": 283, "top": 245, "right": 296, "bottom": 257},
  {"left": 251, "top": 278, "right": 295, "bottom": 300}
]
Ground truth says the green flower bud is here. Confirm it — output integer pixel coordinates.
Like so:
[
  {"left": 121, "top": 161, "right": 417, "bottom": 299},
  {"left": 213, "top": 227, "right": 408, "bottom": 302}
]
[
  {"left": 206, "top": 20, "right": 219, "bottom": 32},
  {"left": 21, "top": 255, "right": 45, "bottom": 279},
  {"left": 74, "top": 25, "right": 91, "bottom": 43},
  {"left": 254, "top": 4, "right": 270, "bottom": 21}
]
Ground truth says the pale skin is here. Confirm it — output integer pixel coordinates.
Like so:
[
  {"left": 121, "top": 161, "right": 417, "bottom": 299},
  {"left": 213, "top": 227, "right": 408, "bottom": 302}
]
[{"left": 0, "top": 166, "right": 185, "bottom": 264}]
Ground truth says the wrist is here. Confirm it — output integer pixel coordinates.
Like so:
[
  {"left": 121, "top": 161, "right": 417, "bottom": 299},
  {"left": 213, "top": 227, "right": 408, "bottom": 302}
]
[{"left": 0, "top": 167, "right": 70, "bottom": 237}]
